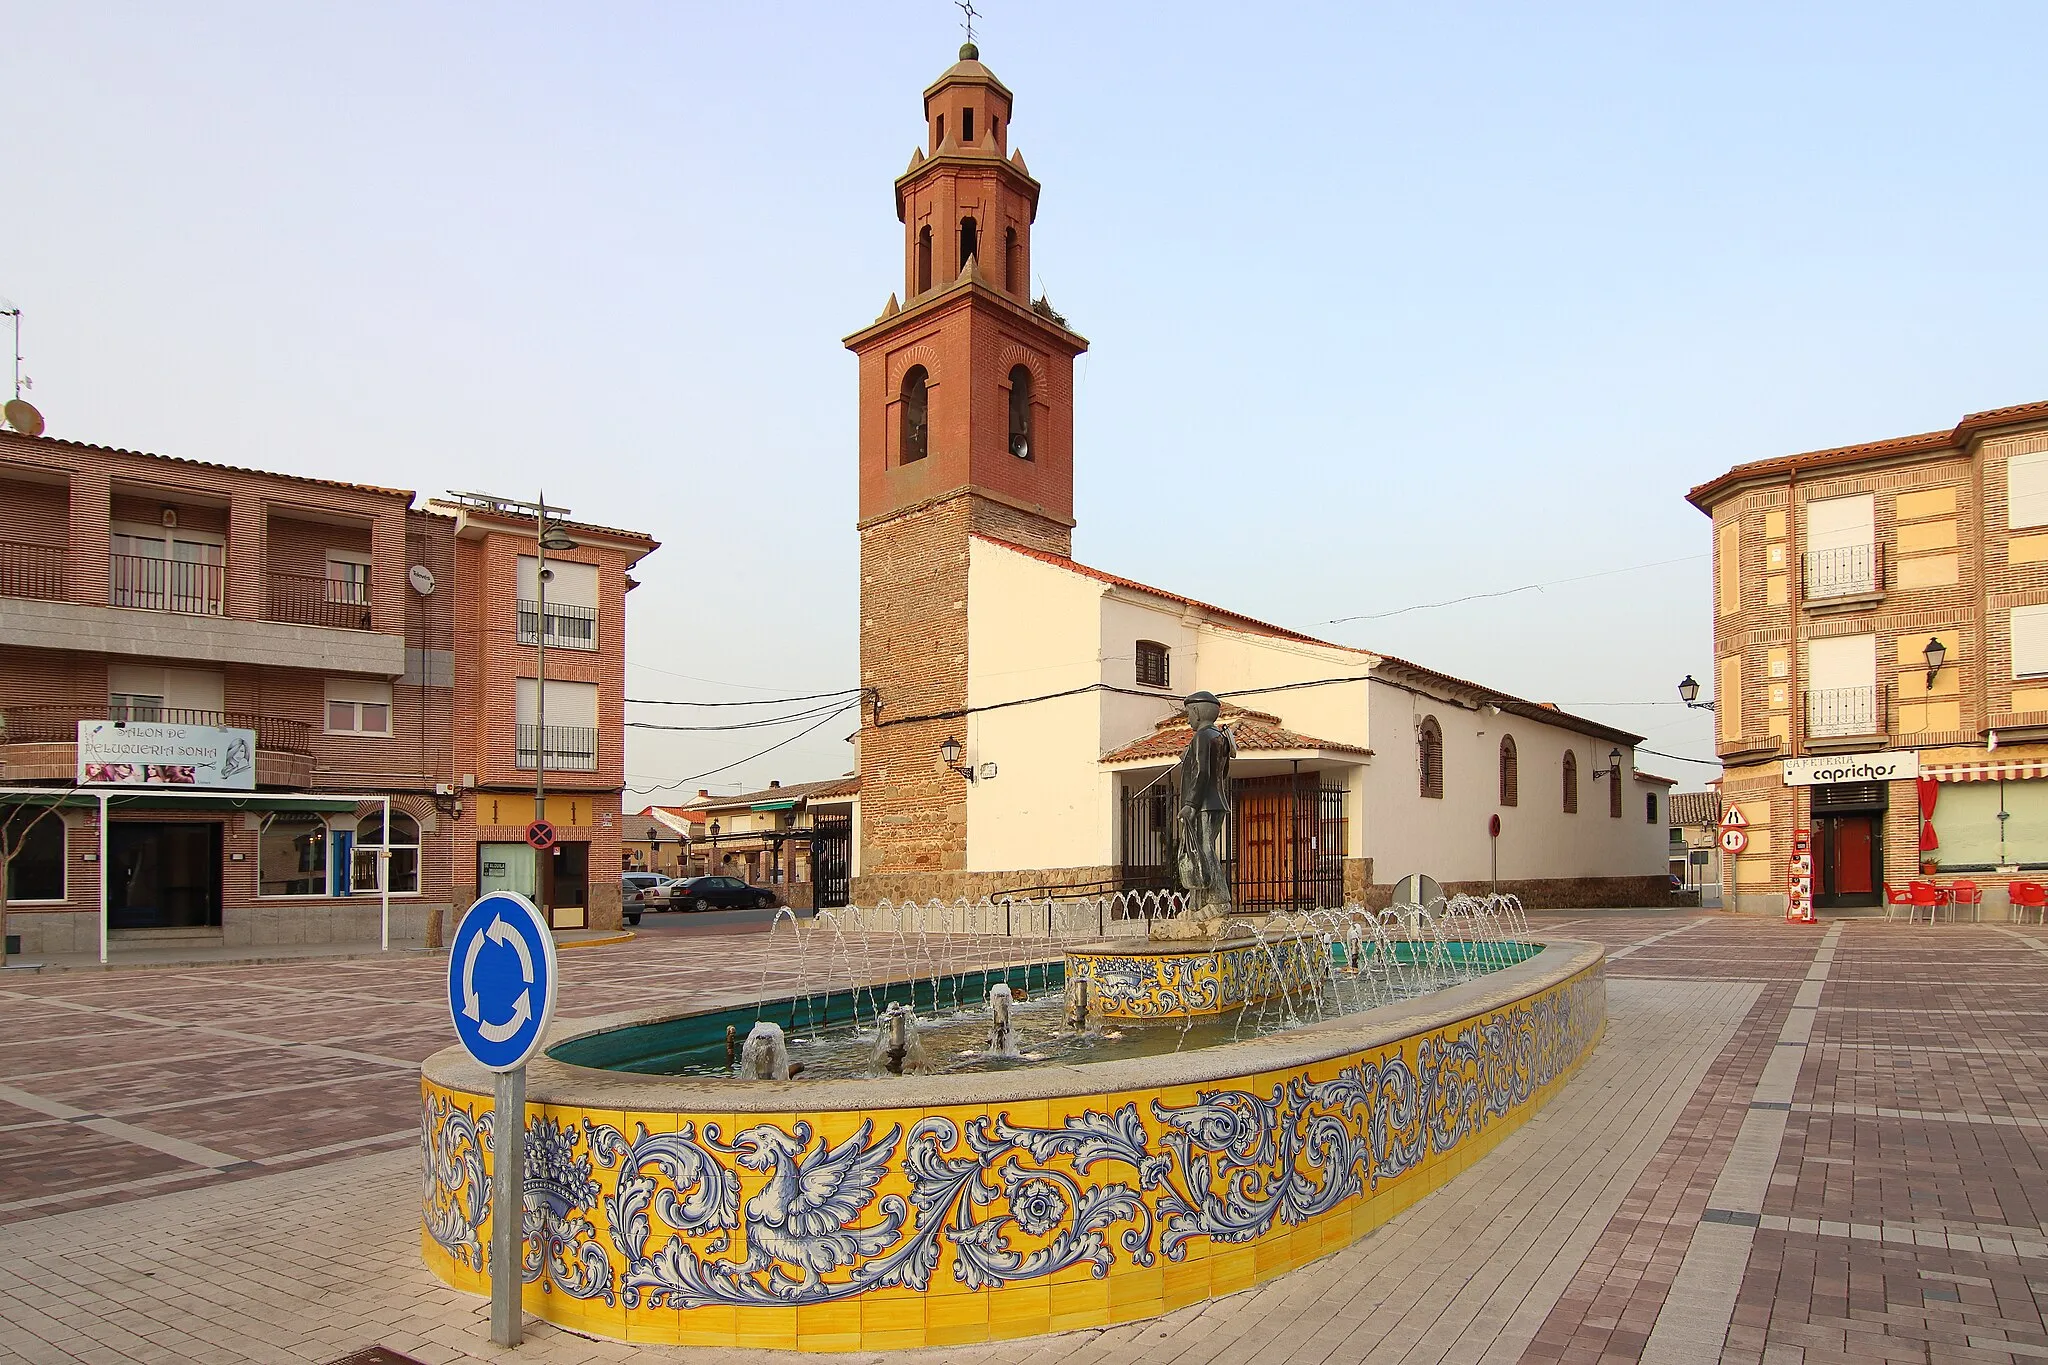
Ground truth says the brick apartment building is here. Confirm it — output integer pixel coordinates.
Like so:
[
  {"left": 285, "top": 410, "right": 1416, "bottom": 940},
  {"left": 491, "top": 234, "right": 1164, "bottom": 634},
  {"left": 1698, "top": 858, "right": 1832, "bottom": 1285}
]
[
  {"left": 0, "top": 430, "right": 655, "bottom": 955},
  {"left": 1689, "top": 399, "right": 2048, "bottom": 914},
  {"left": 845, "top": 47, "right": 1671, "bottom": 908}
]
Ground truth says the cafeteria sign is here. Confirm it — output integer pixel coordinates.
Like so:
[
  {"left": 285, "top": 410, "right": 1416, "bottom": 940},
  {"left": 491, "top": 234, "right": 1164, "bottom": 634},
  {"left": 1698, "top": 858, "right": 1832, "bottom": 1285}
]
[
  {"left": 1780, "top": 750, "right": 1919, "bottom": 787},
  {"left": 76, "top": 720, "right": 257, "bottom": 790}
]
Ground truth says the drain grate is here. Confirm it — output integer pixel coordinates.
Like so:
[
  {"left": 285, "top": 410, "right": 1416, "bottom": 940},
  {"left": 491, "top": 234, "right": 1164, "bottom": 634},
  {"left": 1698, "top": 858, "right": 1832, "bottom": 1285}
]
[{"left": 324, "top": 1350, "right": 429, "bottom": 1365}]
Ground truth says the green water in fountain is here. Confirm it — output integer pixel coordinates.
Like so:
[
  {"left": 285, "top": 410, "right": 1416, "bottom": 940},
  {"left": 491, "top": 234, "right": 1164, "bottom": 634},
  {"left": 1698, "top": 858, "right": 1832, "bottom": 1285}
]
[{"left": 546, "top": 940, "right": 1537, "bottom": 1079}]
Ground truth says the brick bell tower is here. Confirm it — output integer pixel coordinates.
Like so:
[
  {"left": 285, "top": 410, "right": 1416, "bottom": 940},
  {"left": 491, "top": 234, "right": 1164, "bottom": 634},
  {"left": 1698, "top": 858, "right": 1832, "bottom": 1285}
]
[{"left": 845, "top": 42, "right": 1089, "bottom": 897}]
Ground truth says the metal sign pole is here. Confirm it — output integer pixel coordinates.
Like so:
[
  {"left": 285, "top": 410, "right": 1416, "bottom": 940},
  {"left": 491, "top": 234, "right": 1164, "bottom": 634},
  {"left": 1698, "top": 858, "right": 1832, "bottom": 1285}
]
[
  {"left": 490, "top": 1064, "right": 526, "bottom": 1346},
  {"left": 98, "top": 793, "right": 109, "bottom": 965}
]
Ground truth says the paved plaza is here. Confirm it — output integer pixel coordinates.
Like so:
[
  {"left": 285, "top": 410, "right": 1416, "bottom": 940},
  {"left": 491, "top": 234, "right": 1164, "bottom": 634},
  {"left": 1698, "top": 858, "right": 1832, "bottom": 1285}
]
[{"left": 1, "top": 912, "right": 2045, "bottom": 1364}]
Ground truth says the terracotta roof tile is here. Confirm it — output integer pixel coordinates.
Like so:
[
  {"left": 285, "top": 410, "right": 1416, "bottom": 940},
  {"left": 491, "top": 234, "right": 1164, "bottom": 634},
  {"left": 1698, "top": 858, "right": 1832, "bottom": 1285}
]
[
  {"left": 1101, "top": 704, "right": 1370, "bottom": 765},
  {"left": 694, "top": 775, "right": 859, "bottom": 810},
  {"left": 1687, "top": 399, "right": 2048, "bottom": 511},
  {"left": 2, "top": 430, "right": 416, "bottom": 500},
  {"left": 1668, "top": 790, "right": 1722, "bottom": 827}
]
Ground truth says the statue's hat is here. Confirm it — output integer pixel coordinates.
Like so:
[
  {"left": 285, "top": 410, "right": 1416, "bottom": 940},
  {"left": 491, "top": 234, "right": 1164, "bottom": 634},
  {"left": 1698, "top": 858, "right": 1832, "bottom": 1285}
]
[{"left": 1183, "top": 691, "right": 1220, "bottom": 707}]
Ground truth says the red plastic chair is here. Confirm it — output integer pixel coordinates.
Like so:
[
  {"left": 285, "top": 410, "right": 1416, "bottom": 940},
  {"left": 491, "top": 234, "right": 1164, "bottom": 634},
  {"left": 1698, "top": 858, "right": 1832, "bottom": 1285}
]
[
  {"left": 1948, "top": 880, "right": 1984, "bottom": 922},
  {"left": 1882, "top": 883, "right": 1915, "bottom": 922},
  {"left": 2008, "top": 880, "right": 2048, "bottom": 925},
  {"left": 1907, "top": 880, "right": 1950, "bottom": 925}
]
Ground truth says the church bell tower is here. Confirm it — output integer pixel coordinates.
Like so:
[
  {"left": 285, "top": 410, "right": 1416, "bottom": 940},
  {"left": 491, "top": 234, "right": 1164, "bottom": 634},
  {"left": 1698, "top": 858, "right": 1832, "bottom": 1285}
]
[{"left": 846, "top": 43, "right": 1089, "bottom": 896}]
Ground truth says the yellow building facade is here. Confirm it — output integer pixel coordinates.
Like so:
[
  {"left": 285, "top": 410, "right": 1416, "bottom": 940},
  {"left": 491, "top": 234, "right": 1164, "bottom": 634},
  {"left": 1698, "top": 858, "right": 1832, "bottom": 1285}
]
[{"left": 1689, "top": 399, "right": 2048, "bottom": 913}]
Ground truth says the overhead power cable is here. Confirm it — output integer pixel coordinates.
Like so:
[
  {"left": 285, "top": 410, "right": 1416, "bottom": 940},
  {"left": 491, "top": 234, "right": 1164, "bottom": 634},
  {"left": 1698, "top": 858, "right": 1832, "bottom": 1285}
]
[
  {"left": 1323, "top": 554, "right": 1708, "bottom": 625},
  {"left": 626, "top": 700, "right": 863, "bottom": 795},
  {"left": 626, "top": 699, "right": 858, "bottom": 733},
  {"left": 627, "top": 687, "right": 862, "bottom": 708}
]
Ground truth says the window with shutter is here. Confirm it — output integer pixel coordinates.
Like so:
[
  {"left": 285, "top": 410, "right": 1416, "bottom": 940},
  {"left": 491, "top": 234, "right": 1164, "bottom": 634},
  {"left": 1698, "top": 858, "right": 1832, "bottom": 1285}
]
[
  {"left": 1135, "top": 640, "right": 1170, "bottom": 689},
  {"left": 1418, "top": 717, "right": 1443, "bottom": 800},
  {"left": 2009, "top": 451, "right": 2048, "bottom": 530},
  {"left": 2012, "top": 605, "right": 2048, "bottom": 678}
]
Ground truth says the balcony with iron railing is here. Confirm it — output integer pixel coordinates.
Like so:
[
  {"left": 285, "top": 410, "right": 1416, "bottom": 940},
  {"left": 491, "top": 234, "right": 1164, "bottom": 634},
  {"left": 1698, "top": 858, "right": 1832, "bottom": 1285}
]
[
  {"left": 108, "top": 552, "right": 226, "bottom": 615},
  {"left": 1803, "top": 543, "right": 1882, "bottom": 602},
  {"left": 0, "top": 704, "right": 316, "bottom": 755},
  {"left": 265, "top": 571, "right": 375, "bottom": 631},
  {"left": 0, "top": 541, "right": 67, "bottom": 600},
  {"left": 514, "top": 723, "right": 600, "bottom": 771},
  {"left": 515, "top": 600, "right": 599, "bottom": 650},
  {"left": 1805, "top": 685, "right": 1883, "bottom": 740}
]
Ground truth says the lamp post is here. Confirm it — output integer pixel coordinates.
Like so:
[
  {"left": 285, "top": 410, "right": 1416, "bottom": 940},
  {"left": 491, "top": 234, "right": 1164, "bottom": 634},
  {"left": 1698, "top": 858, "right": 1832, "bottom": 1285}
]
[
  {"left": 647, "top": 825, "right": 661, "bottom": 875},
  {"left": 710, "top": 819, "right": 720, "bottom": 872},
  {"left": 533, "top": 493, "right": 577, "bottom": 921}
]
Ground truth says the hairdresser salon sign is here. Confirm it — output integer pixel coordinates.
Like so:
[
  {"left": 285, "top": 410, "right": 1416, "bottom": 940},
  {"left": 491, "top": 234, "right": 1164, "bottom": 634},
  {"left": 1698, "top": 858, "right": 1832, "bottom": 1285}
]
[
  {"left": 1781, "top": 751, "right": 1919, "bottom": 787},
  {"left": 76, "top": 720, "right": 257, "bottom": 790}
]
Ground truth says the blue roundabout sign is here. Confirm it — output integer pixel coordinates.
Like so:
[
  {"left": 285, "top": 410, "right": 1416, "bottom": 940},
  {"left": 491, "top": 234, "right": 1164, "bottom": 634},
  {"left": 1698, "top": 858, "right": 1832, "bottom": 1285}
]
[{"left": 446, "top": 890, "right": 558, "bottom": 1072}]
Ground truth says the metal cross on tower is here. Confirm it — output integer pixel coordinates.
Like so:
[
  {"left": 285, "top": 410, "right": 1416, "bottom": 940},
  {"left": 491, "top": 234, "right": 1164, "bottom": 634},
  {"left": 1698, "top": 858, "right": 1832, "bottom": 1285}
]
[{"left": 956, "top": 0, "right": 979, "bottom": 45}]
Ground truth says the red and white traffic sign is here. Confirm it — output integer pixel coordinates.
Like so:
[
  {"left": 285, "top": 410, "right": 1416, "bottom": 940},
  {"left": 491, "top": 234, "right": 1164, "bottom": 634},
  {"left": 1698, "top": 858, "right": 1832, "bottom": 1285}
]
[
  {"left": 1720, "top": 827, "right": 1749, "bottom": 854},
  {"left": 1720, "top": 805, "right": 1749, "bottom": 830},
  {"left": 525, "top": 819, "right": 557, "bottom": 851}
]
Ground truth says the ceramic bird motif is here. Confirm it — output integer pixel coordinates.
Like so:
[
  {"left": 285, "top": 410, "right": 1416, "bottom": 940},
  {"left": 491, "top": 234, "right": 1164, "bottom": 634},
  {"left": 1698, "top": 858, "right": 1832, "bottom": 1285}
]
[{"left": 728, "top": 1119, "right": 905, "bottom": 1286}]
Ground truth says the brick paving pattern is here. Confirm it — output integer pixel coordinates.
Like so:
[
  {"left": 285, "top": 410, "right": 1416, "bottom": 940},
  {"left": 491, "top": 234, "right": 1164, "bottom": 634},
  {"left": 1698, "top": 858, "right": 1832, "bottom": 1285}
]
[{"left": 0, "top": 912, "right": 2043, "bottom": 1363}]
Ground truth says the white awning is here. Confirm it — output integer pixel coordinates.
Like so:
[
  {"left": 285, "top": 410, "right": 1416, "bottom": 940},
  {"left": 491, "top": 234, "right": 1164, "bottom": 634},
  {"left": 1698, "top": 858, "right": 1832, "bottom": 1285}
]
[{"left": 1921, "top": 761, "right": 2048, "bottom": 783}]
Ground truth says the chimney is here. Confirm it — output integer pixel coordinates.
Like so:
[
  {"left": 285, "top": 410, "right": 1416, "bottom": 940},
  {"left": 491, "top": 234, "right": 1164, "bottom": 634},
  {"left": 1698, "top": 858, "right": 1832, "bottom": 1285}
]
[
  {"left": 698, "top": 788, "right": 710, "bottom": 798},
  {"left": 770, "top": 780, "right": 781, "bottom": 788}
]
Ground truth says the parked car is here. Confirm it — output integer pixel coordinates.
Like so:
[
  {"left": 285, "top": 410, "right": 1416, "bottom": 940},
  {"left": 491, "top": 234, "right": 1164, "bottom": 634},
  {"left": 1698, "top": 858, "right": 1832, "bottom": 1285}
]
[
  {"left": 620, "top": 872, "right": 668, "bottom": 925},
  {"left": 670, "top": 875, "right": 778, "bottom": 912}
]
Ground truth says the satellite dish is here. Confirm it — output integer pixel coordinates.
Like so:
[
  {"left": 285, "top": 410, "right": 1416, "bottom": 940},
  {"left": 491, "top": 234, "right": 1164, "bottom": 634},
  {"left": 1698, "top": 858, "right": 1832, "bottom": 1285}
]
[
  {"left": 408, "top": 565, "right": 436, "bottom": 595},
  {"left": 4, "top": 398, "right": 44, "bottom": 437}
]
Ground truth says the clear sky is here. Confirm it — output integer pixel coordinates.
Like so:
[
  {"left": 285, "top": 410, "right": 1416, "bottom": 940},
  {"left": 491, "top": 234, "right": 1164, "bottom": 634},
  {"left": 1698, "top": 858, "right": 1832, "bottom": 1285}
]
[{"left": 4, "top": 2, "right": 2043, "bottom": 800}]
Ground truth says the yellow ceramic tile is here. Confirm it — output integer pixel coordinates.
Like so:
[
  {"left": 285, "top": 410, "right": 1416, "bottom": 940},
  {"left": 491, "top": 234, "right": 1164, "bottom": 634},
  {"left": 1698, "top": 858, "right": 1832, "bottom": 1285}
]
[
  {"left": 860, "top": 1327, "right": 928, "bottom": 1350},
  {"left": 1107, "top": 1265, "right": 1164, "bottom": 1308},
  {"left": 624, "top": 1295, "right": 684, "bottom": 1346},
  {"left": 676, "top": 1304, "right": 739, "bottom": 1348},
  {"left": 859, "top": 1294, "right": 924, "bottom": 1336},
  {"left": 1048, "top": 1276, "right": 1111, "bottom": 1331},
  {"left": 985, "top": 1097, "right": 1050, "bottom": 1130},
  {"left": 732, "top": 1305, "right": 799, "bottom": 1350},
  {"left": 987, "top": 1283, "right": 1052, "bottom": 1325},
  {"left": 1209, "top": 1245, "right": 1255, "bottom": 1295},
  {"left": 926, "top": 1291, "right": 991, "bottom": 1345},
  {"left": 797, "top": 1299, "right": 863, "bottom": 1349},
  {"left": 1162, "top": 1257, "right": 1211, "bottom": 1311}
]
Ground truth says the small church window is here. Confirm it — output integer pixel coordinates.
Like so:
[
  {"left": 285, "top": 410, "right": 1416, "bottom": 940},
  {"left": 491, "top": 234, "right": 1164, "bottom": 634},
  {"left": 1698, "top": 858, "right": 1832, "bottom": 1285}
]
[
  {"left": 1499, "top": 735, "right": 1518, "bottom": 807},
  {"left": 1005, "top": 227, "right": 1021, "bottom": 294},
  {"left": 899, "top": 366, "right": 929, "bottom": 464},
  {"left": 991, "top": 116, "right": 1000, "bottom": 142},
  {"left": 1007, "top": 364, "right": 1033, "bottom": 459},
  {"left": 916, "top": 226, "right": 932, "bottom": 293},
  {"left": 1562, "top": 750, "right": 1578, "bottom": 814},
  {"left": 960, "top": 216, "right": 979, "bottom": 271},
  {"left": 936, "top": 113, "right": 945, "bottom": 145},
  {"left": 962, "top": 107, "right": 975, "bottom": 142},
  {"left": 1136, "top": 640, "right": 1170, "bottom": 689},
  {"left": 1418, "top": 717, "right": 1443, "bottom": 800}
]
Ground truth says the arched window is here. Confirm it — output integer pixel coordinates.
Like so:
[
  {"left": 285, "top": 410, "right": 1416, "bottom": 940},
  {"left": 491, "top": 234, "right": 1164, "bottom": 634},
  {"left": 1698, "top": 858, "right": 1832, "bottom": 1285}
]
[
  {"left": 1418, "top": 717, "right": 1443, "bottom": 800},
  {"left": 1005, "top": 227, "right": 1021, "bottom": 294},
  {"left": 1562, "top": 750, "right": 1579, "bottom": 814},
  {"left": 1498, "top": 735, "right": 1518, "bottom": 807},
  {"left": 353, "top": 809, "right": 421, "bottom": 894},
  {"left": 915, "top": 226, "right": 933, "bottom": 294},
  {"left": 1007, "top": 364, "right": 1033, "bottom": 459},
  {"left": 1610, "top": 759, "right": 1624, "bottom": 819},
  {"left": 899, "top": 366, "right": 929, "bottom": 464},
  {"left": 959, "top": 216, "right": 979, "bottom": 271}
]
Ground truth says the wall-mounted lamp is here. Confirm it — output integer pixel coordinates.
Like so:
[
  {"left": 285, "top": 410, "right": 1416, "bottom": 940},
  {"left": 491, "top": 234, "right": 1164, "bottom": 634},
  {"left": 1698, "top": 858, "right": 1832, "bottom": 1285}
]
[
  {"left": 1677, "top": 675, "right": 1716, "bottom": 711},
  {"left": 940, "top": 736, "right": 977, "bottom": 783},
  {"left": 1591, "top": 746, "right": 1623, "bottom": 780},
  {"left": 1922, "top": 636, "right": 1947, "bottom": 691}
]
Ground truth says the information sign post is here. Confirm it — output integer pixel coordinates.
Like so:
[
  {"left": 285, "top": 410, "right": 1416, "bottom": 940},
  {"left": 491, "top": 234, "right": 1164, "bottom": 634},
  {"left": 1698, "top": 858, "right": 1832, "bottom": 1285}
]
[
  {"left": 446, "top": 891, "right": 558, "bottom": 1347},
  {"left": 1787, "top": 828, "right": 1815, "bottom": 924}
]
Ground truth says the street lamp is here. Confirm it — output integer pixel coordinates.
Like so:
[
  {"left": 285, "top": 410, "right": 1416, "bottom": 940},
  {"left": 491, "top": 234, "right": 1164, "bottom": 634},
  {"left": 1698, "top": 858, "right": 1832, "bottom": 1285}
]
[
  {"left": 532, "top": 492, "right": 577, "bottom": 922},
  {"left": 1592, "top": 746, "right": 1622, "bottom": 780},
  {"left": 1923, "top": 636, "right": 1947, "bottom": 690},
  {"left": 710, "top": 819, "right": 721, "bottom": 870},
  {"left": 1677, "top": 675, "right": 1716, "bottom": 711},
  {"left": 939, "top": 736, "right": 978, "bottom": 782},
  {"left": 647, "top": 825, "right": 661, "bottom": 875}
]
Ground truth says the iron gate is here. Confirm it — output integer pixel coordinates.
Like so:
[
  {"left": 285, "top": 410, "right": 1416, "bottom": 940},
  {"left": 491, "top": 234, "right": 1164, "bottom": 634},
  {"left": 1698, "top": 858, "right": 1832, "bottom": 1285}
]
[
  {"left": 1119, "top": 774, "right": 1347, "bottom": 912},
  {"left": 812, "top": 813, "right": 852, "bottom": 909}
]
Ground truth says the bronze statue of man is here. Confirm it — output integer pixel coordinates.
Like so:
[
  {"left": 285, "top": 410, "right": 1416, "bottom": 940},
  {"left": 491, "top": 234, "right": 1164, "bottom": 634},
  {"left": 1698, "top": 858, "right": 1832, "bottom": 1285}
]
[{"left": 1169, "top": 690, "right": 1235, "bottom": 932}]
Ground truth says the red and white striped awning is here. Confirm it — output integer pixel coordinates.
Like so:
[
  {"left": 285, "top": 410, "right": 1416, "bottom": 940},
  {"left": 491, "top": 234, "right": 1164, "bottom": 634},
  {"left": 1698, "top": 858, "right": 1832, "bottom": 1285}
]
[{"left": 1922, "top": 760, "right": 2048, "bottom": 783}]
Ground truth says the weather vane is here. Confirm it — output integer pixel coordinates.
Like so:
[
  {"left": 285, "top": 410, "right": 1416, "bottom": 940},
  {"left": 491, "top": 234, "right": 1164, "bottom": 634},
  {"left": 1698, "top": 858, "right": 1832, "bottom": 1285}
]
[{"left": 956, "top": 0, "right": 979, "bottom": 45}]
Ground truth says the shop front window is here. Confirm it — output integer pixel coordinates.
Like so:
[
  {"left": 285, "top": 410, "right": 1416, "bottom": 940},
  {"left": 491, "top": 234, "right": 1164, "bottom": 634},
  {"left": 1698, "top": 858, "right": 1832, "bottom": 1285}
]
[
  {"left": 352, "top": 810, "right": 421, "bottom": 894},
  {"left": 259, "top": 815, "right": 328, "bottom": 897},
  {"left": 3, "top": 809, "right": 66, "bottom": 902}
]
